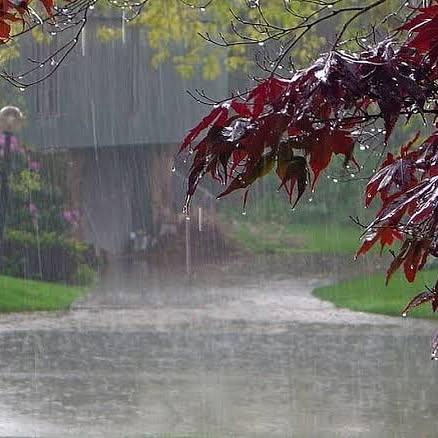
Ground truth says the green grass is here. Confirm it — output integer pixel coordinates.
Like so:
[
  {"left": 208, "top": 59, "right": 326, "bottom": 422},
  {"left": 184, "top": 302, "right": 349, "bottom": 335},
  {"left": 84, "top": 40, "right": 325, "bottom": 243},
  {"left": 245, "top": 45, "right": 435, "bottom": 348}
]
[
  {"left": 313, "top": 269, "right": 438, "bottom": 319},
  {"left": 0, "top": 275, "right": 84, "bottom": 313},
  {"left": 225, "top": 221, "right": 361, "bottom": 255}
]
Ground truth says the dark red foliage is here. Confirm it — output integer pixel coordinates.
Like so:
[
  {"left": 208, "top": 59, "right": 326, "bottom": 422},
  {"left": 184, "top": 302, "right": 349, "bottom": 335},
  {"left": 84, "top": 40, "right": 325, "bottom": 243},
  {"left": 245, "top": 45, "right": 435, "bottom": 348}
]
[
  {"left": 0, "top": 0, "right": 54, "bottom": 41},
  {"left": 358, "top": 132, "right": 438, "bottom": 283},
  {"left": 365, "top": 133, "right": 420, "bottom": 207},
  {"left": 276, "top": 145, "right": 309, "bottom": 208},
  {"left": 356, "top": 227, "right": 403, "bottom": 256},
  {"left": 400, "top": 3, "right": 438, "bottom": 77},
  {"left": 401, "top": 281, "right": 438, "bottom": 317},
  {"left": 180, "top": 39, "right": 434, "bottom": 214}
]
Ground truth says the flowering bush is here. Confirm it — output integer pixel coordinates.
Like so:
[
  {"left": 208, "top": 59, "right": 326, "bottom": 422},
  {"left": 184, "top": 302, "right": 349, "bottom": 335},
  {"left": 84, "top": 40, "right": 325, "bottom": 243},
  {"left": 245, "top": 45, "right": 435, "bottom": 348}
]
[{"left": 0, "top": 133, "right": 93, "bottom": 283}]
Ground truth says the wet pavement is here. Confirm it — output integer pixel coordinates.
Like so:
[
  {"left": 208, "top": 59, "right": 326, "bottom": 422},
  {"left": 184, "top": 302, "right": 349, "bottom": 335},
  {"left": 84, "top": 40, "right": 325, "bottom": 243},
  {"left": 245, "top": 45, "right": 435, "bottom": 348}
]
[{"left": 0, "top": 259, "right": 437, "bottom": 437}]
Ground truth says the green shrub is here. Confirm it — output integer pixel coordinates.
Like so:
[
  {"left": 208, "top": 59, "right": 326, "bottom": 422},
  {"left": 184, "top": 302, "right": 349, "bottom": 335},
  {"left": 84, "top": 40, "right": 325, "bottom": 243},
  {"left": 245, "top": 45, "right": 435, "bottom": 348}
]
[
  {"left": 0, "top": 144, "right": 99, "bottom": 285},
  {"left": 1, "top": 229, "right": 97, "bottom": 284},
  {"left": 74, "top": 264, "right": 97, "bottom": 287}
]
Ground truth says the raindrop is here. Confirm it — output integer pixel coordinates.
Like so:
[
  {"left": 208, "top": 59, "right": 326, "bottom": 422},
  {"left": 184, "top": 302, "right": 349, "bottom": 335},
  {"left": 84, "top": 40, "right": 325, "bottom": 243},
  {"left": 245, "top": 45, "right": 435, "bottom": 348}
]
[
  {"left": 258, "top": 41, "right": 265, "bottom": 47},
  {"left": 308, "top": 197, "right": 313, "bottom": 202},
  {"left": 19, "top": 87, "right": 25, "bottom": 92},
  {"left": 242, "top": 210, "right": 247, "bottom": 216},
  {"left": 402, "top": 312, "right": 407, "bottom": 318},
  {"left": 332, "top": 178, "right": 338, "bottom": 183},
  {"left": 185, "top": 215, "right": 191, "bottom": 221},
  {"left": 171, "top": 165, "right": 176, "bottom": 173}
]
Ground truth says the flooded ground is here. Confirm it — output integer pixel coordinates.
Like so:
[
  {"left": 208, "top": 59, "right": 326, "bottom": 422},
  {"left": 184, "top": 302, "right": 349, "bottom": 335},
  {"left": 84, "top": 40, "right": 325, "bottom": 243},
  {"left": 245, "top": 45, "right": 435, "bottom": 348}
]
[{"left": 0, "top": 258, "right": 437, "bottom": 437}]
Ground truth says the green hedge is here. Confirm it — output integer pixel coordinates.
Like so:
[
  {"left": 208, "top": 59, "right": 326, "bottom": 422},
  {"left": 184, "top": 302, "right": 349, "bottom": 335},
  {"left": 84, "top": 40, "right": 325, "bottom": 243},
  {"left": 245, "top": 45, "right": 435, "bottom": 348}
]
[{"left": 0, "top": 229, "right": 97, "bottom": 284}]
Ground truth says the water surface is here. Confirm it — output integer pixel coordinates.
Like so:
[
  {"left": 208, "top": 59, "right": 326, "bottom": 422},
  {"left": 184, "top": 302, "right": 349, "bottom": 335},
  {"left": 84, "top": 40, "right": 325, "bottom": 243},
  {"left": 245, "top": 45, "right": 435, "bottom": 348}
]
[{"left": 0, "top": 260, "right": 436, "bottom": 437}]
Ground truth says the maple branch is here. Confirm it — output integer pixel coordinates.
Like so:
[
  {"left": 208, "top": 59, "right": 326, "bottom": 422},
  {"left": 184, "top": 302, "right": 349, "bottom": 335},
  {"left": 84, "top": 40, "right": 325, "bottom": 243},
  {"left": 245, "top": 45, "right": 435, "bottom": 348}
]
[
  {"left": 2, "top": 5, "right": 90, "bottom": 88},
  {"left": 333, "top": 0, "right": 388, "bottom": 47},
  {"left": 0, "top": 0, "right": 150, "bottom": 89}
]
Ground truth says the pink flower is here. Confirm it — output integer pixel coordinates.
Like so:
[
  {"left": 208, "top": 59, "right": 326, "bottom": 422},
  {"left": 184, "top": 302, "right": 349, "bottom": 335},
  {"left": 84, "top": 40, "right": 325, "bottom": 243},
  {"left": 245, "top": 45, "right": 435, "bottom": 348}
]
[
  {"left": 62, "top": 209, "right": 81, "bottom": 227},
  {"left": 28, "top": 202, "right": 38, "bottom": 225},
  {"left": 28, "top": 160, "right": 41, "bottom": 171},
  {"left": 0, "top": 134, "right": 24, "bottom": 156},
  {"left": 28, "top": 203, "right": 38, "bottom": 216}
]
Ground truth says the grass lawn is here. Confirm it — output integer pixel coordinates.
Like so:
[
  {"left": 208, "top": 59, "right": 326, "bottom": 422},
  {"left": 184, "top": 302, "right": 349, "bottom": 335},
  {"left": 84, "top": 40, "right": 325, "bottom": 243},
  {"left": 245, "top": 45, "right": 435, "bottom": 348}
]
[
  {"left": 0, "top": 275, "right": 84, "bottom": 313},
  {"left": 225, "top": 221, "right": 361, "bottom": 255},
  {"left": 313, "top": 269, "right": 438, "bottom": 319}
]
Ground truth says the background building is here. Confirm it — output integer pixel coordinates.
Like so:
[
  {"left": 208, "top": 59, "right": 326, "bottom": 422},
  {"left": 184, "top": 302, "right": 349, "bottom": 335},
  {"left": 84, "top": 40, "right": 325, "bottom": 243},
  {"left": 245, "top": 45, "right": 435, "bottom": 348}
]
[{"left": 18, "top": 14, "right": 229, "bottom": 254}]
